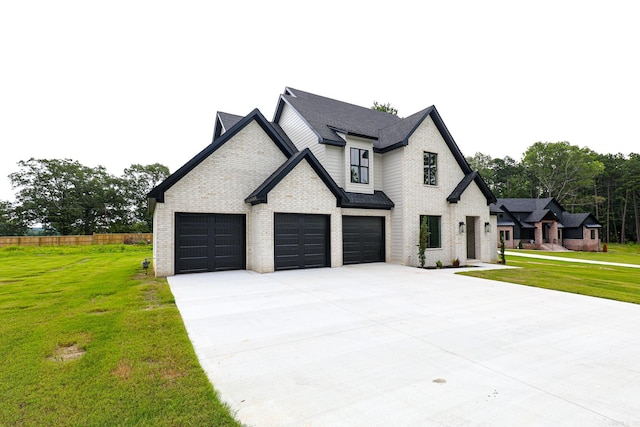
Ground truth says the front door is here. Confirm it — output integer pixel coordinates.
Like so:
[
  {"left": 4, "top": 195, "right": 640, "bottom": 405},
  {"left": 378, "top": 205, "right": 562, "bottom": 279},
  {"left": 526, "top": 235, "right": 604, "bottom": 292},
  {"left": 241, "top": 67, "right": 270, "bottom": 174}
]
[{"left": 466, "top": 216, "right": 476, "bottom": 259}]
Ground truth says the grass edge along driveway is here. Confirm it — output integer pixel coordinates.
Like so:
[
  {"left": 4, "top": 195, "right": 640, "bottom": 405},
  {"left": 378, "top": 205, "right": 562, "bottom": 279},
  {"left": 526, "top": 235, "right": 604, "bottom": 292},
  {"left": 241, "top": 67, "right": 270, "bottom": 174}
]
[
  {"left": 460, "top": 244, "right": 640, "bottom": 305},
  {"left": 0, "top": 245, "right": 242, "bottom": 427}
]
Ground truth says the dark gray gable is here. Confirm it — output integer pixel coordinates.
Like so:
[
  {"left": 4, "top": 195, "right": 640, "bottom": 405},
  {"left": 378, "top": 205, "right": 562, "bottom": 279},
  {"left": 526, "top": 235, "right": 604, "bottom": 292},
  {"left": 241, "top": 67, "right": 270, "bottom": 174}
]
[
  {"left": 148, "top": 108, "right": 297, "bottom": 205},
  {"left": 447, "top": 171, "right": 497, "bottom": 205},
  {"left": 563, "top": 212, "right": 601, "bottom": 228},
  {"left": 245, "top": 148, "right": 344, "bottom": 206},
  {"left": 213, "top": 112, "right": 244, "bottom": 141}
]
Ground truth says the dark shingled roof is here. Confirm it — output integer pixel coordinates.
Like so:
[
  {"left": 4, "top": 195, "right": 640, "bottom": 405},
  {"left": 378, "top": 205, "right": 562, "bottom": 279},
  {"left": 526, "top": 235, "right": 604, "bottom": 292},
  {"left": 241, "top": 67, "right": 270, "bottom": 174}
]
[
  {"left": 524, "top": 208, "right": 558, "bottom": 223},
  {"left": 563, "top": 213, "right": 602, "bottom": 228},
  {"left": 495, "top": 198, "right": 555, "bottom": 213},
  {"left": 341, "top": 191, "right": 394, "bottom": 210},
  {"left": 276, "top": 87, "right": 401, "bottom": 145}
]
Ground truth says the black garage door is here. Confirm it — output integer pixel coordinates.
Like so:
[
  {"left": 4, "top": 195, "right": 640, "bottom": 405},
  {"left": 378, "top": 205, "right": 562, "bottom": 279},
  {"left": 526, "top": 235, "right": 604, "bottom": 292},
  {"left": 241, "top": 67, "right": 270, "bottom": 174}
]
[
  {"left": 175, "top": 213, "right": 245, "bottom": 274},
  {"left": 274, "top": 213, "right": 329, "bottom": 271},
  {"left": 342, "top": 216, "right": 385, "bottom": 264}
]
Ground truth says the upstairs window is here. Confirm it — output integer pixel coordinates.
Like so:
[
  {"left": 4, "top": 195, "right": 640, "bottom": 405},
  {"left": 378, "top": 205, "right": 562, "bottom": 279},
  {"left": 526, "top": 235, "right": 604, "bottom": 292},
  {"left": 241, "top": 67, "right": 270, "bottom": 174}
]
[
  {"left": 424, "top": 152, "right": 437, "bottom": 185},
  {"left": 350, "top": 148, "right": 369, "bottom": 184}
]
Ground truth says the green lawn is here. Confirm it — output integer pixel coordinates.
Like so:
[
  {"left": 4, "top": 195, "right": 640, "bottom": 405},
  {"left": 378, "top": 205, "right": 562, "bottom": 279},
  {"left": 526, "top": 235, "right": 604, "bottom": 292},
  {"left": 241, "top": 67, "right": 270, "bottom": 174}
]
[
  {"left": 462, "top": 243, "right": 640, "bottom": 304},
  {"left": 513, "top": 242, "right": 640, "bottom": 264},
  {"left": 0, "top": 245, "right": 241, "bottom": 427}
]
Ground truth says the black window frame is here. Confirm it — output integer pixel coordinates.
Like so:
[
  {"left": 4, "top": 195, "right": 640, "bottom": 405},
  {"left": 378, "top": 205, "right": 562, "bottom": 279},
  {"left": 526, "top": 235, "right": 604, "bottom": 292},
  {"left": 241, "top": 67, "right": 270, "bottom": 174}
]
[
  {"left": 350, "top": 147, "right": 370, "bottom": 184},
  {"left": 423, "top": 151, "right": 437, "bottom": 185},
  {"left": 419, "top": 215, "right": 441, "bottom": 249}
]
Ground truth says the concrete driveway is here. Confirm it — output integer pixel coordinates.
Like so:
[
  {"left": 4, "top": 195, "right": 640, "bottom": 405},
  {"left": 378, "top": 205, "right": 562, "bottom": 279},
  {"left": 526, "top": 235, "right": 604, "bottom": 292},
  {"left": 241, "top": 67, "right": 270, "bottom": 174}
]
[{"left": 168, "top": 263, "right": 640, "bottom": 426}]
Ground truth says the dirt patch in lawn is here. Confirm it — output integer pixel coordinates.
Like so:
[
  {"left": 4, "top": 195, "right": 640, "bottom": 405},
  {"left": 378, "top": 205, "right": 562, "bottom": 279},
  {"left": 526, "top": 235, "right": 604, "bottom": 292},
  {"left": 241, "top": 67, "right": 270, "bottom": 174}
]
[{"left": 48, "top": 343, "right": 86, "bottom": 362}]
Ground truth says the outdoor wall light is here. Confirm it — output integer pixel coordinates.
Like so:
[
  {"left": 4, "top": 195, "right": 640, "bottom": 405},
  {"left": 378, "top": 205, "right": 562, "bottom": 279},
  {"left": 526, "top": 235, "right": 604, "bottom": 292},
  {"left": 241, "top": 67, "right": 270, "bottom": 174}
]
[
  {"left": 459, "top": 221, "right": 465, "bottom": 234},
  {"left": 485, "top": 222, "right": 491, "bottom": 233},
  {"left": 142, "top": 258, "right": 150, "bottom": 274}
]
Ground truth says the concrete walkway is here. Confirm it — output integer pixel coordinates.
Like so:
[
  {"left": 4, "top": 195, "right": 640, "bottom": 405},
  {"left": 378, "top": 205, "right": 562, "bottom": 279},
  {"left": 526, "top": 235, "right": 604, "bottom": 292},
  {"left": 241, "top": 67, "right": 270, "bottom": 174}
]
[
  {"left": 168, "top": 263, "right": 640, "bottom": 426},
  {"left": 505, "top": 250, "right": 640, "bottom": 268}
]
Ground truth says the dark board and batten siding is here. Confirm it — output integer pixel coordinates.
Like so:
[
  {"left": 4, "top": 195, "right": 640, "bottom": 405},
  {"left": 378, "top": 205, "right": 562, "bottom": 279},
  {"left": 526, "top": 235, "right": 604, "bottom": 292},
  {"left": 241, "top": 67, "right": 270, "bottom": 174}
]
[{"left": 175, "top": 213, "right": 246, "bottom": 274}]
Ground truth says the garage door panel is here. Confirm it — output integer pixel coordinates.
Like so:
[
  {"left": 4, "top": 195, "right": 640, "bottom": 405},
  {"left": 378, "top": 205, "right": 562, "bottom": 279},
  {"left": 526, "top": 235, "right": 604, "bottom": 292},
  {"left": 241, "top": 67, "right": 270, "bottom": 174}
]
[
  {"left": 342, "top": 216, "right": 384, "bottom": 265},
  {"left": 175, "top": 213, "right": 245, "bottom": 274},
  {"left": 275, "top": 213, "right": 329, "bottom": 271}
]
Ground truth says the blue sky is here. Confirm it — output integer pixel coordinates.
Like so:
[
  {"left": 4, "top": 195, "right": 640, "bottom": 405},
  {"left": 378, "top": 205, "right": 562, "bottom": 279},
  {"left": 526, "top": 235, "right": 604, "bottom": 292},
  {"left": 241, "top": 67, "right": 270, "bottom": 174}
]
[{"left": 1, "top": 0, "right": 638, "bottom": 201}]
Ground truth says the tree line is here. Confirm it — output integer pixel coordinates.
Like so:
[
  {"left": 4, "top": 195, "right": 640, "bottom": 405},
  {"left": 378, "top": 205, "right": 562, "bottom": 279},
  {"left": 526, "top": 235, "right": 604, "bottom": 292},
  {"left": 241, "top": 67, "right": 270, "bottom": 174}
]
[
  {"left": 467, "top": 141, "right": 640, "bottom": 244},
  {"left": 1, "top": 159, "right": 169, "bottom": 236},
  {"left": 2, "top": 141, "right": 640, "bottom": 243}
]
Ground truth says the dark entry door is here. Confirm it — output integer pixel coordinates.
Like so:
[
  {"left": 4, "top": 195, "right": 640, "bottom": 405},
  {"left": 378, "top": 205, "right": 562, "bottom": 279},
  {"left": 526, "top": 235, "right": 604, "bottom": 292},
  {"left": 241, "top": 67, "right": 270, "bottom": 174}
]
[
  {"left": 175, "top": 213, "right": 245, "bottom": 274},
  {"left": 274, "top": 213, "right": 329, "bottom": 271},
  {"left": 342, "top": 216, "right": 385, "bottom": 264},
  {"left": 466, "top": 216, "right": 476, "bottom": 259}
]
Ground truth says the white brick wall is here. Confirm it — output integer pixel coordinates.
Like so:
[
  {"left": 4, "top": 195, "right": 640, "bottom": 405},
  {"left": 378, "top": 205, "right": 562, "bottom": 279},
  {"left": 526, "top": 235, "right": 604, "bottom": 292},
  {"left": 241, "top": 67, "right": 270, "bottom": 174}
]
[
  {"left": 252, "top": 159, "right": 342, "bottom": 272},
  {"left": 153, "top": 109, "right": 495, "bottom": 276},
  {"left": 152, "top": 120, "right": 288, "bottom": 276},
  {"left": 391, "top": 116, "right": 494, "bottom": 267}
]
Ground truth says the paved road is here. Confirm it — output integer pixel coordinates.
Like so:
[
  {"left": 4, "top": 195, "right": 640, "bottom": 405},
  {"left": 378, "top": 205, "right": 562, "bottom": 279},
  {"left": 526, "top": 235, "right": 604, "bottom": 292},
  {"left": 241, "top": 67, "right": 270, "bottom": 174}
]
[{"left": 505, "top": 251, "right": 640, "bottom": 268}]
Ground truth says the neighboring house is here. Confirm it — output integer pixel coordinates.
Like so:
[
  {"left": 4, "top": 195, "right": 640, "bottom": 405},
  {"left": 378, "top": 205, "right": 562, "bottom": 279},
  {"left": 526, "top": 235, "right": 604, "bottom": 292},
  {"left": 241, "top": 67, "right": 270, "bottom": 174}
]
[
  {"left": 492, "top": 198, "right": 601, "bottom": 251},
  {"left": 148, "top": 87, "right": 497, "bottom": 276}
]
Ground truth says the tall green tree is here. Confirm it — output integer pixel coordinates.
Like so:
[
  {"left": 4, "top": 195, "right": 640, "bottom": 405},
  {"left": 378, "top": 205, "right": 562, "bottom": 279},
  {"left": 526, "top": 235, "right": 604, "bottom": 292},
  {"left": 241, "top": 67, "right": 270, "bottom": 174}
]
[
  {"left": 120, "top": 163, "right": 170, "bottom": 232},
  {"left": 522, "top": 141, "right": 604, "bottom": 205},
  {"left": 0, "top": 201, "right": 27, "bottom": 236},
  {"left": 466, "top": 152, "right": 496, "bottom": 190},
  {"left": 491, "top": 156, "right": 531, "bottom": 198},
  {"left": 371, "top": 101, "right": 398, "bottom": 116},
  {"left": 9, "top": 159, "right": 123, "bottom": 235}
]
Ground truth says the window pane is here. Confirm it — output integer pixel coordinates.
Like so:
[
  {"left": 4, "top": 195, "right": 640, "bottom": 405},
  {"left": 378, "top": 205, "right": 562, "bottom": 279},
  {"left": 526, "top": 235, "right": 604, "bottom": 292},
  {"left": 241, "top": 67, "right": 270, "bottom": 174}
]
[
  {"left": 351, "top": 148, "right": 359, "bottom": 166},
  {"left": 350, "top": 166, "right": 359, "bottom": 183},
  {"left": 424, "top": 152, "right": 437, "bottom": 186},
  {"left": 361, "top": 167, "right": 369, "bottom": 184},
  {"left": 428, "top": 216, "right": 441, "bottom": 248},
  {"left": 361, "top": 151, "right": 369, "bottom": 167}
]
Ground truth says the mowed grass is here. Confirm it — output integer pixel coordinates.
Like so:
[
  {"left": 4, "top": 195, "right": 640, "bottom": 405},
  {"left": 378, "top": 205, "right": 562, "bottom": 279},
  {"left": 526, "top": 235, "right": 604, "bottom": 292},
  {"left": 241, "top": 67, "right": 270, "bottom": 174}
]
[
  {"left": 516, "top": 242, "right": 640, "bottom": 264},
  {"left": 0, "top": 245, "right": 241, "bottom": 427},
  {"left": 461, "top": 243, "right": 640, "bottom": 304}
]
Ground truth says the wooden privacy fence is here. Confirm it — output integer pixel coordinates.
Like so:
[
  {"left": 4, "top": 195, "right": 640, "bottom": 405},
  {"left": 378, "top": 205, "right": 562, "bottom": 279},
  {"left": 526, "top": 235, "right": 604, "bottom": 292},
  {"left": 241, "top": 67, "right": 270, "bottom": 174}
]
[{"left": 0, "top": 233, "right": 153, "bottom": 248}]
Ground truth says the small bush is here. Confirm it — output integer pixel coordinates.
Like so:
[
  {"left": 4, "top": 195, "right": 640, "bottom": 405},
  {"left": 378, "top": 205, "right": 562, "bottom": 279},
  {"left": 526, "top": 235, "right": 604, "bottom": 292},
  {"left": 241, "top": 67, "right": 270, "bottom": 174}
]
[
  {"left": 603, "top": 243, "right": 608, "bottom": 252},
  {"left": 436, "top": 260, "right": 442, "bottom": 269},
  {"left": 518, "top": 240, "right": 523, "bottom": 250},
  {"left": 452, "top": 258, "right": 460, "bottom": 267}
]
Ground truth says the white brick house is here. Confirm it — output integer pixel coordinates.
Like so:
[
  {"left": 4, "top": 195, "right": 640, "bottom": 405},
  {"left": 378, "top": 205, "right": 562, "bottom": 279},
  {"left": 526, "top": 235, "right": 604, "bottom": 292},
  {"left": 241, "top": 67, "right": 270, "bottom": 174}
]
[{"left": 148, "top": 88, "right": 497, "bottom": 276}]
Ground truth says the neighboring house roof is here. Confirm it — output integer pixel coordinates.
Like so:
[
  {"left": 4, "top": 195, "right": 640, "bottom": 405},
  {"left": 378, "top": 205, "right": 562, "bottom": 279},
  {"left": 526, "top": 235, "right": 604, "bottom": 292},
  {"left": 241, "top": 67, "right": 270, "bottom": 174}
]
[
  {"left": 148, "top": 108, "right": 297, "bottom": 205},
  {"left": 563, "top": 213, "right": 602, "bottom": 228},
  {"left": 524, "top": 208, "right": 558, "bottom": 223},
  {"left": 495, "top": 198, "right": 555, "bottom": 213},
  {"left": 447, "top": 171, "right": 497, "bottom": 205},
  {"left": 491, "top": 198, "right": 601, "bottom": 230}
]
